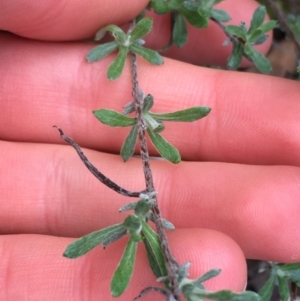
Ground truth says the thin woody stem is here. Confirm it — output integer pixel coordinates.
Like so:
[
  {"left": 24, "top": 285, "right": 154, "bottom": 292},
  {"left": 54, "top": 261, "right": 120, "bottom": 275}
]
[
  {"left": 129, "top": 20, "right": 180, "bottom": 301},
  {"left": 54, "top": 126, "right": 145, "bottom": 198}
]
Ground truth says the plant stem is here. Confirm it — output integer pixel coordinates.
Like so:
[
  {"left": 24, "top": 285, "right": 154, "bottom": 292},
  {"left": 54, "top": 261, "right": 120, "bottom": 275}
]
[
  {"left": 265, "top": 0, "right": 300, "bottom": 62},
  {"left": 129, "top": 22, "right": 180, "bottom": 300}
]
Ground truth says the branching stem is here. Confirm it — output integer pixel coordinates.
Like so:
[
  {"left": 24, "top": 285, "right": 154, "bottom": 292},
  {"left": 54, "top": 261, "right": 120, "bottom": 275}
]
[{"left": 129, "top": 20, "right": 180, "bottom": 301}]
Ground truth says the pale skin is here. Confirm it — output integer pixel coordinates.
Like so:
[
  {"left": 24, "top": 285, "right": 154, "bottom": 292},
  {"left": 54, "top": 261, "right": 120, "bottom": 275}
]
[{"left": 0, "top": 0, "right": 300, "bottom": 300}]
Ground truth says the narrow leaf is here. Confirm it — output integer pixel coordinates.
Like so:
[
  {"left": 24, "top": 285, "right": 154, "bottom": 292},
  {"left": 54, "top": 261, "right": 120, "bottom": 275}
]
[
  {"left": 248, "top": 6, "right": 266, "bottom": 36},
  {"left": 258, "top": 274, "right": 276, "bottom": 301},
  {"left": 86, "top": 41, "right": 119, "bottom": 62},
  {"left": 147, "top": 129, "right": 181, "bottom": 163},
  {"left": 95, "top": 24, "right": 126, "bottom": 42},
  {"left": 142, "top": 94, "right": 154, "bottom": 112},
  {"left": 181, "top": 6, "right": 208, "bottom": 28},
  {"left": 244, "top": 44, "right": 271, "bottom": 73},
  {"left": 107, "top": 46, "right": 128, "bottom": 80},
  {"left": 227, "top": 41, "right": 243, "bottom": 69},
  {"left": 63, "top": 223, "right": 126, "bottom": 258},
  {"left": 121, "top": 124, "right": 138, "bottom": 161},
  {"left": 130, "top": 43, "right": 163, "bottom": 65},
  {"left": 211, "top": 9, "right": 231, "bottom": 22},
  {"left": 259, "top": 20, "right": 277, "bottom": 34},
  {"left": 111, "top": 238, "right": 138, "bottom": 297},
  {"left": 225, "top": 25, "right": 247, "bottom": 40},
  {"left": 93, "top": 109, "right": 136, "bottom": 127},
  {"left": 141, "top": 220, "right": 167, "bottom": 278},
  {"left": 277, "top": 276, "right": 290, "bottom": 301},
  {"left": 149, "top": 106, "right": 211, "bottom": 122},
  {"left": 119, "top": 201, "right": 138, "bottom": 212},
  {"left": 151, "top": 0, "right": 170, "bottom": 14},
  {"left": 193, "top": 269, "right": 222, "bottom": 286},
  {"left": 252, "top": 34, "right": 268, "bottom": 45},
  {"left": 193, "top": 288, "right": 260, "bottom": 301},
  {"left": 129, "top": 18, "right": 153, "bottom": 42},
  {"left": 173, "top": 13, "right": 188, "bottom": 47},
  {"left": 278, "top": 263, "right": 300, "bottom": 282},
  {"left": 144, "top": 113, "right": 165, "bottom": 132},
  {"left": 146, "top": 212, "right": 175, "bottom": 230}
]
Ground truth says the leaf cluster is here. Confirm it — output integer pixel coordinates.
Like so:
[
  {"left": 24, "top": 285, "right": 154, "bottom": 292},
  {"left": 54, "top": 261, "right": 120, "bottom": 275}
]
[
  {"left": 224, "top": 6, "right": 276, "bottom": 73},
  {"left": 87, "top": 18, "right": 163, "bottom": 80},
  {"left": 150, "top": 0, "right": 230, "bottom": 47},
  {"left": 93, "top": 93, "right": 211, "bottom": 163},
  {"left": 259, "top": 262, "right": 300, "bottom": 301}
]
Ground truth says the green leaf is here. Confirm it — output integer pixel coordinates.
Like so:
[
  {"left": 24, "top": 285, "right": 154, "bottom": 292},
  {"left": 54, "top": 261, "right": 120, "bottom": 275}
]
[
  {"left": 144, "top": 113, "right": 165, "bottom": 132},
  {"left": 129, "top": 18, "right": 153, "bottom": 42},
  {"left": 277, "top": 276, "right": 290, "bottom": 301},
  {"left": 120, "top": 124, "right": 138, "bottom": 161},
  {"left": 151, "top": 0, "right": 170, "bottom": 14},
  {"left": 107, "top": 46, "right": 128, "bottom": 80},
  {"left": 147, "top": 128, "right": 181, "bottom": 163},
  {"left": 225, "top": 25, "right": 247, "bottom": 40},
  {"left": 129, "top": 43, "right": 164, "bottom": 65},
  {"left": 141, "top": 220, "right": 167, "bottom": 278},
  {"left": 93, "top": 109, "right": 136, "bottom": 127},
  {"left": 244, "top": 44, "right": 271, "bottom": 73},
  {"left": 257, "top": 20, "right": 277, "bottom": 34},
  {"left": 142, "top": 94, "right": 154, "bottom": 112},
  {"left": 146, "top": 213, "right": 175, "bottom": 230},
  {"left": 193, "top": 269, "right": 221, "bottom": 286},
  {"left": 252, "top": 34, "right": 268, "bottom": 45},
  {"left": 192, "top": 288, "right": 260, "bottom": 301},
  {"left": 173, "top": 13, "right": 187, "bottom": 47},
  {"left": 63, "top": 223, "right": 126, "bottom": 258},
  {"left": 258, "top": 274, "right": 275, "bottom": 301},
  {"left": 134, "top": 199, "right": 152, "bottom": 217},
  {"left": 149, "top": 106, "right": 211, "bottom": 122},
  {"left": 111, "top": 238, "right": 138, "bottom": 297},
  {"left": 227, "top": 41, "right": 243, "bottom": 69},
  {"left": 181, "top": 6, "right": 208, "bottom": 28},
  {"left": 248, "top": 6, "right": 266, "bottom": 36},
  {"left": 86, "top": 41, "right": 119, "bottom": 62},
  {"left": 95, "top": 24, "right": 127, "bottom": 44},
  {"left": 211, "top": 9, "right": 231, "bottom": 22},
  {"left": 278, "top": 263, "right": 300, "bottom": 282},
  {"left": 119, "top": 201, "right": 138, "bottom": 212}
]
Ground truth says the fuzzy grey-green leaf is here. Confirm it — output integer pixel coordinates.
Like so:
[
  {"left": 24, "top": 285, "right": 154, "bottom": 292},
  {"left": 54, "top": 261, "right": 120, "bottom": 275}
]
[
  {"left": 244, "top": 44, "right": 271, "bottom": 73},
  {"left": 120, "top": 124, "right": 138, "bottom": 161},
  {"left": 278, "top": 263, "right": 300, "bottom": 282},
  {"left": 129, "top": 18, "right": 153, "bottom": 42},
  {"left": 111, "top": 238, "right": 138, "bottom": 297},
  {"left": 63, "top": 223, "right": 126, "bottom": 258},
  {"left": 86, "top": 41, "right": 119, "bottom": 62},
  {"left": 93, "top": 109, "right": 136, "bottom": 127},
  {"left": 130, "top": 43, "right": 163, "bottom": 65},
  {"left": 211, "top": 9, "right": 231, "bottom": 22},
  {"left": 192, "top": 288, "right": 260, "bottom": 301},
  {"left": 147, "top": 129, "right": 181, "bottom": 163},
  {"left": 225, "top": 25, "right": 247, "bottom": 40},
  {"left": 258, "top": 274, "right": 275, "bottom": 301},
  {"left": 173, "top": 13, "right": 187, "bottom": 47},
  {"left": 248, "top": 6, "right": 266, "bottom": 36},
  {"left": 141, "top": 220, "right": 167, "bottom": 278},
  {"left": 149, "top": 106, "right": 211, "bottom": 122},
  {"left": 193, "top": 269, "right": 221, "bottom": 286},
  {"left": 107, "top": 46, "right": 128, "bottom": 80},
  {"left": 277, "top": 276, "right": 290, "bottom": 301},
  {"left": 227, "top": 41, "right": 243, "bottom": 69}
]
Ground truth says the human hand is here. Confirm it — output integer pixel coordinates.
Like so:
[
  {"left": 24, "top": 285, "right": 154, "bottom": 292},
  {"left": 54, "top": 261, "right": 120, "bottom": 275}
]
[{"left": 0, "top": 0, "right": 300, "bottom": 300}]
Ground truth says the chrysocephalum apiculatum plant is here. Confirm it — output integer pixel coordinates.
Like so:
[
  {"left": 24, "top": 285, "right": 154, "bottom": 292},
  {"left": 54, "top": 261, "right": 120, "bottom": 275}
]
[{"left": 54, "top": 1, "right": 300, "bottom": 300}]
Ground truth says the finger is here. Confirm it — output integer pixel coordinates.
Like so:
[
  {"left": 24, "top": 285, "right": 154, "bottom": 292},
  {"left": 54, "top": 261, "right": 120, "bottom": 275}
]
[
  {"left": 1, "top": 141, "right": 300, "bottom": 262},
  {"left": 0, "top": 230, "right": 247, "bottom": 301},
  {"left": 0, "top": 0, "right": 271, "bottom": 66},
  {"left": 0, "top": 35, "right": 299, "bottom": 166}
]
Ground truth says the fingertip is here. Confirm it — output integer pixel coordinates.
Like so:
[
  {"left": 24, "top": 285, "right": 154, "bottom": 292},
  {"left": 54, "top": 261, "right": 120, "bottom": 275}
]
[{"left": 167, "top": 229, "right": 247, "bottom": 292}]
